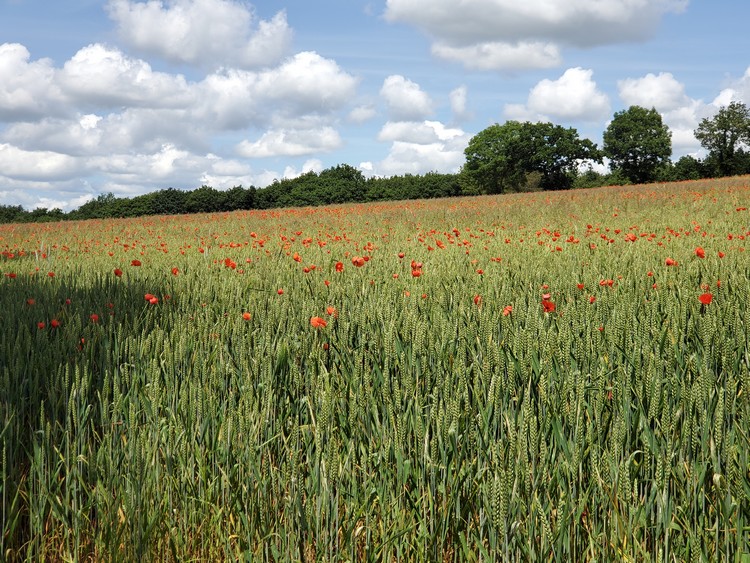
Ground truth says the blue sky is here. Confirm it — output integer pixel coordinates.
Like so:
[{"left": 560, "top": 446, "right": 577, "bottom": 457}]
[{"left": 1, "top": 0, "right": 749, "bottom": 210}]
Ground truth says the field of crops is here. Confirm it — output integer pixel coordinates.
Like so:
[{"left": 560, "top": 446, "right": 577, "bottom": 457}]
[{"left": 2, "top": 177, "right": 750, "bottom": 561}]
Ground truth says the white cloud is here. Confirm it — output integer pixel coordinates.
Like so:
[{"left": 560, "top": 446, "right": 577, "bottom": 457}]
[
  {"left": 378, "top": 120, "right": 465, "bottom": 144},
  {"left": 505, "top": 67, "right": 610, "bottom": 122},
  {"left": 236, "top": 127, "right": 342, "bottom": 157},
  {"left": 617, "top": 72, "right": 704, "bottom": 156},
  {"left": 107, "top": 0, "right": 292, "bottom": 69},
  {"left": 372, "top": 120, "right": 470, "bottom": 176},
  {"left": 432, "top": 41, "right": 561, "bottom": 71},
  {"left": 449, "top": 85, "right": 470, "bottom": 121},
  {"left": 59, "top": 44, "right": 194, "bottom": 109},
  {"left": 380, "top": 75, "right": 433, "bottom": 120},
  {"left": 385, "top": 0, "right": 687, "bottom": 70},
  {"left": 349, "top": 105, "right": 377, "bottom": 123},
  {"left": 0, "top": 43, "right": 67, "bottom": 120},
  {"left": 618, "top": 72, "right": 689, "bottom": 111},
  {"left": 0, "top": 143, "right": 82, "bottom": 180}
]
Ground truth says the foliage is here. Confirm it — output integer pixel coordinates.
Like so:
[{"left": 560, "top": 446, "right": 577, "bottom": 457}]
[
  {"left": 603, "top": 105, "right": 672, "bottom": 184},
  {"left": 2, "top": 177, "right": 750, "bottom": 560},
  {"left": 695, "top": 101, "right": 750, "bottom": 177},
  {"left": 463, "top": 121, "right": 601, "bottom": 193}
]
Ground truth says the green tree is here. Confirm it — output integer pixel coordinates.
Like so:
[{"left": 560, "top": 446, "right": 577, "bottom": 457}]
[
  {"left": 463, "top": 121, "right": 600, "bottom": 193},
  {"left": 694, "top": 101, "right": 750, "bottom": 177},
  {"left": 603, "top": 106, "right": 672, "bottom": 184}
]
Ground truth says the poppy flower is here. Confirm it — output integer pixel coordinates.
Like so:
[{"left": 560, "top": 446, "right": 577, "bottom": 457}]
[
  {"left": 5, "top": 273, "right": 16, "bottom": 279},
  {"left": 352, "top": 256, "right": 365, "bottom": 267},
  {"left": 26, "top": 298, "right": 35, "bottom": 306},
  {"left": 90, "top": 314, "right": 99, "bottom": 323},
  {"left": 277, "top": 288, "right": 284, "bottom": 295},
  {"left": 589, "top": 296, "right": 596, "bottom": 304},
  {"left": 411, "top": 269, "right": 421, "bottom": 277},
  {"left": 476, "top": 269, "right": 484, "bottom": 275},
  {"left": 695, "top": 246, "right": 705, "bottom": 258},
  {"left": 502, "top": 305, "right": 513, "bottom": 316},
  {"left": 665, "top": 257, "right": 677, "bottom": 266},
  {"left": 149, "top": 297, "right": 159, "bottom": 305},
  {"left": 335, "top": 261, "right": 344, "bottom": 272},
  {"left": 698, "top": 293, "right": 713, "bottom": 305},
  {"left": 542, "top": 300, "right": 556, "bottom": 313},
  {"left": 718, "top": 251, "right": 725, "bottom": 258},
  {"left": 47, "top": 272, "right": 55, "bottom": 278},
  {"left": 473, "top": 295, "right": 482, "bottom": 306},
  {"left": 242, "top": 312, "right": 252, "bottom": 321},
  {"left": 114, "top": 268, "right": 123, "bottom": 277},
  {"left": 50, "top": 319, "right": 61, "bottom": 328},
  {"left": 310, "top": 316, "right": 327, "bottom": 328},
  {"left": 37, "top": 322, "right": 45, "bottom": 330},
  {"left": 326, "top": 306, "right": 337, "bottom": 317},
  {"left": 131, "top": 259, "right": 142, "bottom": 267},
  {"left": 171, "top": 267, "right": 179, "bottom": 275},
  {"left": 577, "top": 283, "right": 584, "bottom": 290}
]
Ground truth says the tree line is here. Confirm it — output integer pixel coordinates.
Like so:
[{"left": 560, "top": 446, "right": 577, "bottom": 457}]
[{"left": 2, "top": 101, "right": 749, "bottom": 224}]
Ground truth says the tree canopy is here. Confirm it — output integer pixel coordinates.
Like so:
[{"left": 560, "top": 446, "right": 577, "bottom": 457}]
[
  {"left": 463, "top": 121, "right": 601, "bottom": 193},
  {"left": 694, "top": 100, "right": 750, "bottom": 177},
  {"left": 603, "top": 106, "right": 672, "bottom": 184}
]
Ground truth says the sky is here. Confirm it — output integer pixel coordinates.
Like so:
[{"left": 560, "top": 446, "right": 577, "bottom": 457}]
[{"left": 1, "top": 0, "right": 750, "bottom": 211}]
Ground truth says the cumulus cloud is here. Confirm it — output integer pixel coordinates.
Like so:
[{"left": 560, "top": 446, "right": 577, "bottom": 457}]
[
  {"left": 432, "top": 41, "right": 561, "bottom": 71},
  {"left": 0, "top": 143, "right": 82, "bottom": 180},
  {"left": 371, "top": 120, "right": 470, "bottom": 176},
  {"left": 385, "top": 0, "right": 687, "bottom": 70},
  {"left": 348, "top": 105, "right": 377, "bottom": 123},
  {"left": 618, "top": 72, "right": 689, "bottom": 111},
  {"left": 505, "top": 67, "right": 610, "bottom": 122},
  {"left": 107, "top": 0, "right": 292, "bottom": 69},
  {"left": 236, "top": 127, "right": 342, "bottom": 158},
  {"left": 616, "top": 72, "right": 706, "bottom": 155},
  {"left": 0, "top": 43, "right": 67, "bottom": 121},
  {"left": 380, "top": 75, "right": 433, "bottom": 121},
  {"left": 449, "top": 85, "right": 471, "bottom": 122},
  {"left": 58, "top": 44, "right": 194, "bottom": 109}
]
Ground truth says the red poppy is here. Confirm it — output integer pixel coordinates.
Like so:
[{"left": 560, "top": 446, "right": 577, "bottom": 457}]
[
  {"left": 335, "top": 261, "right": 344, "bottom": 272},
  {"left": 310, "top": 316, "right": 327, "bottom": 328},
  {"left": 542, "top": 300, "right": 556, "bottom": 313},
  {"left": 352, "top": 256, "right": 365, "bottom": 267},
  {"left": 148, "top": 297, "right": 159, "bottom": 305},
  {"left": 698, "top": 293, "right": 713, "bottom": 305},
  {"left": 665, "top": 257, "right": 677, "bottom": 266},
  {"left": 476, "top": 269, "right": 484, "bottom": 275},
  {"left": 50, "top": 319, "right": 61, "bottom": 328},
  {"left": 242, "top": 312, "right": 252, "bottom": 321},
  {"left": 695, "top": 246, "right": 705, "bottom": 259},
  {"left": 47, "top": 272, "right": 55, "bottom": 278},
  {"left": 37, "top": 322, "right": 45, "bottom": 330},
  {"left": 171, "top": 267, "right": 179, "bottom": 275},
  {"left": 26, "top": 298, "right": 35, "bottom": 306},
  {"left": 131, "top": 259, "right": 142, "bottom": 267},
  {"left": 411, "top": 269, "right": 421, "bottom": 277},
  {"left": 502, "top": 305, "right": 513, "bottom": 316},
  {"left": 144, "top": 293, "right": 155, "bottom": 301},
  {"left": 718, "top": 251, "right": 725, "bottom": 258},
  {"left": 277, "top": 288, "right": 284, "bottom": 295},
  {"left": 577, "top": 283, "right": 584, "bottom": 290},
  {"left": 114, "top": 268, "right": 123, "bottom": 277},
  {"left": 90, "top": 314, "right": 99, "bottom": 323},
  {"left": 5, "top": 273, "right": 16, "bottom": 279},
  {"left": 473, "top": 295, "right": 482, "bottom": 306},
  {"left": 326, "top": 306, "right": 337, "bottom": 317},
  {"left": 589, "top": 296, "right": 596, "bottom": 304}
]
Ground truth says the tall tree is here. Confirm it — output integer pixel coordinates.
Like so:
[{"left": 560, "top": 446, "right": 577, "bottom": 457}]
[
  {"left": 603, "top": 106, "right": 672, "bottom": 184},
  {"left": 694, "top": 101, "right": 750, "bottom": 177},
  {"left": 463, "top": 121, "right": 600, "bottom": 193}
]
